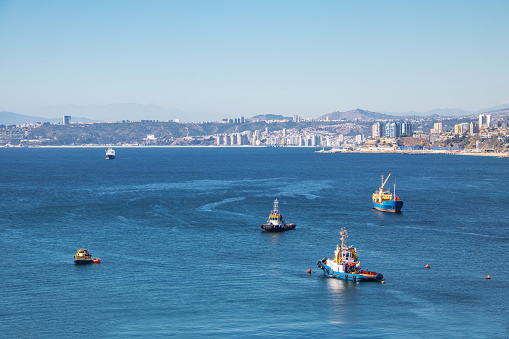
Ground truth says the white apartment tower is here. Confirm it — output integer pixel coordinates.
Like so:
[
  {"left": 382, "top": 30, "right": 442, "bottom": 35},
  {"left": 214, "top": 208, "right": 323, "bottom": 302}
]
[{"left": 479, "top": 114, "right": 491, "bottom": 128}]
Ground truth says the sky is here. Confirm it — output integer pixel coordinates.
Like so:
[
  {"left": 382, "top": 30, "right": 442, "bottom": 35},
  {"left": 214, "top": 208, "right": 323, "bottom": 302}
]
[{"left": 0, "top": 0, "right": 508, "bottom": 121}]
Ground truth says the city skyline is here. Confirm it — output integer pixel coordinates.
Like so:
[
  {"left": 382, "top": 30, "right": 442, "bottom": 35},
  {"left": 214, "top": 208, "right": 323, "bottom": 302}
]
[{"left": 1, "top": 1, "right": 508, "bottom": 121}]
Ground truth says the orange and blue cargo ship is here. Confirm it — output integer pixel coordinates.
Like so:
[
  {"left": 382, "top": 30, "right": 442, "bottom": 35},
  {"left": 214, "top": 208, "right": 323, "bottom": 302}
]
[{"left": 372, "top": 173, "right": 403, "bottom": 213}]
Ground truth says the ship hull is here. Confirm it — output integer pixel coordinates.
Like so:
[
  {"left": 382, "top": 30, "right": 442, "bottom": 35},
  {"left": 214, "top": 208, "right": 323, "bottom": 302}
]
[
  {"left": 106, "top": 155, "right": 115, "bottom": 160},
  {"left": 317, "top": 261, "right": 383, "bottom": 281},
  {"left": 373, "top": 200, "right": 403, "bottom": 213},
  {"left": 74, "top": 259, "right": 93, "bottom": 264},
  {"left": 261, "top": 224, "right": 296, "bottom": 232}
]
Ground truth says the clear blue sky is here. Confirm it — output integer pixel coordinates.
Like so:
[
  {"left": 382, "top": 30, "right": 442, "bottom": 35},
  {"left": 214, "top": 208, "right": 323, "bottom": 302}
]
[{"left": 0, "top": 0, "right": 508, "bottom": 121}]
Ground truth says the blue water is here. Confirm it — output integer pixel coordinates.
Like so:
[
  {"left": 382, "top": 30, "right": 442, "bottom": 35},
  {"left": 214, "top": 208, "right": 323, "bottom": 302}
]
[{"left": 1, "top": 148, "right": 508, "bottom": 338}]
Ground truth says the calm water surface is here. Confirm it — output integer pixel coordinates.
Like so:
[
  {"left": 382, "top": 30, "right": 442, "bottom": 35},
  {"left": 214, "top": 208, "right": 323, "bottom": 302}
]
[{"left": 0, "top": 148, "right": 508, "bottom": 338}]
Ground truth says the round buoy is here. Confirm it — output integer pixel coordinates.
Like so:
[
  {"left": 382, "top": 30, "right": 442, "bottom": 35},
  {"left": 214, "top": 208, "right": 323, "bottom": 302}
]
[
  {"left": 426, "top": 263, "right": 430, "bottom": 269},
  {"left": 486, "top": 274, "right": 491, "bottom": 280},
  {"left": 307, "top": 268, "right": 311, "bottom": 274}
]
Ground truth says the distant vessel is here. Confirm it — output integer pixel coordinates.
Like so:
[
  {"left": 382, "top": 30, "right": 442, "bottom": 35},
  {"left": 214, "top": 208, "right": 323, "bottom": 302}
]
[
  {"left": 106, "top": 148, "right": 115, "bottom": 160},
  {"left": 74, "top": 249, "right": 93, "bottom": 264},
  {"left": 260, "top": 199, "right": 296, "bottom": 232},
  {"left": 372, "top": 173, "right": 403, "bottom": 213},
  {"left": 317, "top": 228, "right": 384, "bottom": 282}
]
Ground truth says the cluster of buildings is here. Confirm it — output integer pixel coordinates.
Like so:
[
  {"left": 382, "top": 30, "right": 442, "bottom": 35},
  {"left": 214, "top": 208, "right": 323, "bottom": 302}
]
[
  {"left": 221, "top": 116, "right": 245, "bottom": 124},
  {"left": 371, "top": 121, "right": 413, "bottom": 139},
  {"left": 214, "top": 126, "right": 363, "bottom": 148},
  {"left": 451, "top": 113, "right": 491, "bottom": 135},
  {"left": 372, "top": 114, "right": 493, "bottom": 140}
]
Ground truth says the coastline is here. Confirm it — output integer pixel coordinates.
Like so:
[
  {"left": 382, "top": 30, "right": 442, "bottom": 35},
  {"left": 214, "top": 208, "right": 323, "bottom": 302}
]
[{"left": 1, "top": 145, "right": 507, "bottom": 157}]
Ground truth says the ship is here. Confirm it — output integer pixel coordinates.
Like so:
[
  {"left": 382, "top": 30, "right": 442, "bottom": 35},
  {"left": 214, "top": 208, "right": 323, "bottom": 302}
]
[
  {"left": 106, "top": 148, "right": 115, "bottom": 160},
  {"left": 372, "top": 173, "right": 403, "bottom": 213},
  {"left": 74, "top": 249, "right": 93, "bottom": 264},
  {"left": 260, "top": 199, "right": 296, "bottom": 232},
  {"left": 317, "top": 228, "right": 384, "bottom": 282}
]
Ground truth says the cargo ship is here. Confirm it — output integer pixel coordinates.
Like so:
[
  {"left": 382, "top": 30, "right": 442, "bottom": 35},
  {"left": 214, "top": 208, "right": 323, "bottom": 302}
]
[
  {"left": 260, "top": 199, "right": 296, "bottom": 232},
  {"left": 372, "top": 173, "right": 403, "bottom": 213},
  {"left": 317, "top": 228, "right": 384, "bottom": 282}
]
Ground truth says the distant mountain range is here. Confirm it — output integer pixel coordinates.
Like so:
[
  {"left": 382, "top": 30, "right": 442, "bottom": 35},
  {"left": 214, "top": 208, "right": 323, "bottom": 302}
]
[
  {"left": 4, "top": 103, "right": 211, "bottom": 124},
  {"left": 0, "top": 111, "right": 97, "bottom": 125},
  {"left": 2, "top": 103, "right": 509, "bottom": 125},
  {"left": 319, "top": 105, "right": 509, "bottom": 122}
]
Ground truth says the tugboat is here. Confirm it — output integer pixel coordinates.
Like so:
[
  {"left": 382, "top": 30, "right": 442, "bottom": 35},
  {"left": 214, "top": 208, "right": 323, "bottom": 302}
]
[
  {"left": 372, "top": 173, "right": 403, "bottom": 213},
  {"left": 106, "top": 148, "right": 115, "bottom": 160},
  {"left": 317, "top": 228, "right": 383, "bottom": 282},
  {"left": 260, "top": 199, "right": 296, "bottom": 232},
  {"left": 74, "top": 249, "right": 93, "bottom": 264}
]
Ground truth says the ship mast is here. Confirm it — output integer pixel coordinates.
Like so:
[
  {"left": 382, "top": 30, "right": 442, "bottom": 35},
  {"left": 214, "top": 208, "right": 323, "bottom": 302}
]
[
  {"left": 340, "top": 228, "right": 348, "bottom": 248},
  {"left": 272, "top": 199, "right": 279, "bottom": 215}
]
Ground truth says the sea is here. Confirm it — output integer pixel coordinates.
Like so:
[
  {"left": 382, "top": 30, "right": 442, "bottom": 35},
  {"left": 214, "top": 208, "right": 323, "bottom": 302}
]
[{"left": 0, "top": 147, "right": 508, "bottom": 338}]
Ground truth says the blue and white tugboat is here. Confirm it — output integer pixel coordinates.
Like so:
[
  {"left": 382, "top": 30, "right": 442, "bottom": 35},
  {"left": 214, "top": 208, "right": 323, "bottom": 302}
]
[
  {"left": 317, "top": 228, "right": 384, "bottom": 282},
  {"left": 260, "top": 199, "right": 296, "bottom": 232}
]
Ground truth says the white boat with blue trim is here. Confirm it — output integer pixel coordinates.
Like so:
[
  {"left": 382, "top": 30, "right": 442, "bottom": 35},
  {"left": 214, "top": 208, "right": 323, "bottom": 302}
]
[
  {"left": 106, "top": 148, "right": 115, "bottom": 160},
  {"left": 317, "top": 228, "right": 384, "bottom": 282}
]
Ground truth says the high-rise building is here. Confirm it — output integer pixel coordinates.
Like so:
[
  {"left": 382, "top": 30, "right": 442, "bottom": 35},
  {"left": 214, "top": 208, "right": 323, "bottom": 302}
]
[
  {"left": 63, "top": 116, "right": 71, "bottom": 125},
  {"left": 470, "top": 121, "right": 479, "bottom": 135},
  {"left": 454, "top": 123, "right": 469, "bottom": 135},
  {"left": 389, "top": 122, "right": 400, "bottom": 138},
  {"left": 372, "top": 122, "right": 383, "bottom": 138},
  {"left": 479, "top": 114, "right": 491, "bottom": 128},
  {"left": 400, "top": 122, "right": 412, "bottom": 136},
  {"left": 433, "top": 122, "right": 443, "bottom": 133}
]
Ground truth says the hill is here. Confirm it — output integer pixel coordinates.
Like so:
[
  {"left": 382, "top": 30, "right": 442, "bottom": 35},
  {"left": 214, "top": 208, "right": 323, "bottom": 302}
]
[
  {"left": 318, "top": 109, "right": 396, "bottom": 121},
  {"left": 249, "top": 114, "right": 292, "bottom": 121},
  {"left": 0, "top": 111, "right": 62, "bottom": 125}
]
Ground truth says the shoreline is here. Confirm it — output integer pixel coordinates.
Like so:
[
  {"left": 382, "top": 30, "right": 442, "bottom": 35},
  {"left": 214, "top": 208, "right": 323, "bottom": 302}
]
[{"left": 1, "top": 145, "right": 507, "bottom": 157}]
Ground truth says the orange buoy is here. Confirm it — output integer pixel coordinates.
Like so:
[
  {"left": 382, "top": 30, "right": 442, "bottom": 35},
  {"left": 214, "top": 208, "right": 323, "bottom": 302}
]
[
  {"left": 307, "top": 268, "right": 311, "bottom": 274},
  {"left": 486, "top": 274, "right": 490, "bottom": 280},
  {"left": 426, "top": 263, "right": 430, "bottom": 269}
]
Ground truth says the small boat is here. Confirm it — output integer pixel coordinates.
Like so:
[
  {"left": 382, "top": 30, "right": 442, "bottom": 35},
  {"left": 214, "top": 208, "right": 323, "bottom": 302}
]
[
  {"left": 317, "top": 228, "right": 383, "bottom": 282},
  {"left": 372, "top": 173, "right": 403, "bottom": 213},
  {"left": 106, "top": 148, "right": 115, "bottom": 160},
  {"left": 260, "top": 199, "right": 296, "bottom": 232},
  {"left": 315, "top": 147, "right": 330, "bottom": 153},
  {"left": 74, "top": 249, "right": 93, "bottom": 264}
]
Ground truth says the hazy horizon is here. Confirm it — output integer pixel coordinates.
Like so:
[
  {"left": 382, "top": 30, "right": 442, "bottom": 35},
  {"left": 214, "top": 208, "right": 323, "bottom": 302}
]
[{"left": 1, "top": 1, "right": 508, "bottom": 121}]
